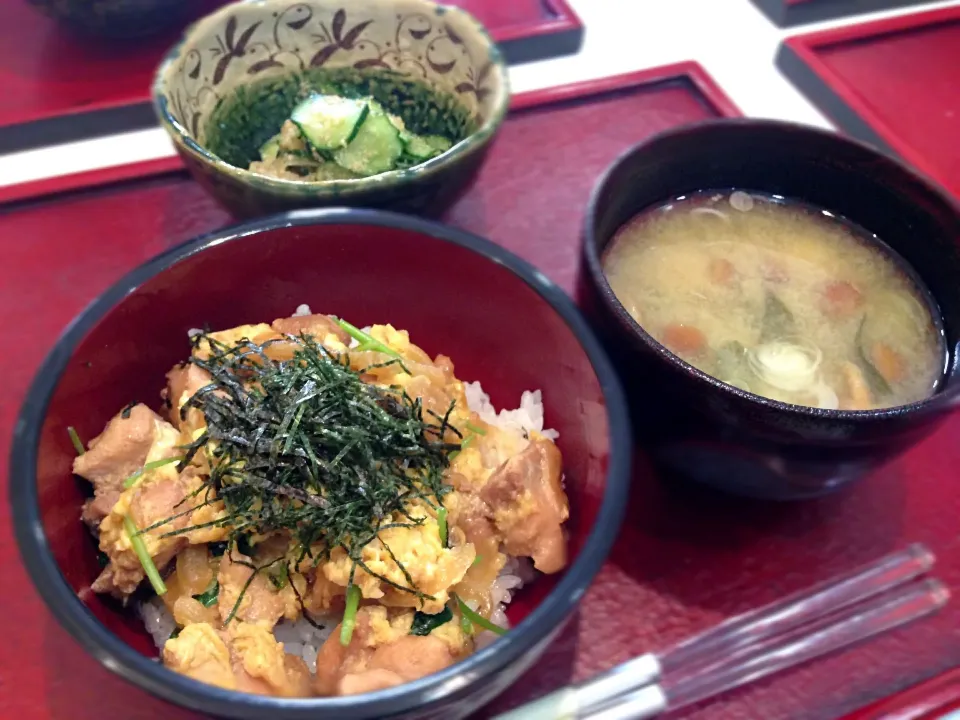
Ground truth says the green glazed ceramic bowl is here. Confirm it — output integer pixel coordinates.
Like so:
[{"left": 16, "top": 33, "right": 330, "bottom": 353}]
[{"left": 152, "top": 0, "right": 510, "bottom": 218}]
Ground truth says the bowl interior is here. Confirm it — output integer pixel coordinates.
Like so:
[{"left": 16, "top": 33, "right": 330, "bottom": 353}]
[
  {"left": 588, "top": 119, "right": 960, "bottom": 410},
  {"left": 155, "top": 0, "right": 508, "bottom": 170},
  {"left": 28, "top": 217, "right": 615, "bottom": 672}
]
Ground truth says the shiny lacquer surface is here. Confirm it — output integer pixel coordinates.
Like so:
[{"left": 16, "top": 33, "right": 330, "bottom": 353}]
[{"left": 16, "top": 65, "right": 955, "bottom": 720}]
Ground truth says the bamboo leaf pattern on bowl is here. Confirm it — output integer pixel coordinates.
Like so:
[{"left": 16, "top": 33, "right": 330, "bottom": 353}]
[
  {"left": 213, "top": 16, "right": 263, "bottom": 85},
  {"left": 454, "top": 60, "right": 492, "bottom": 101},
  {"left": 311, "top": 9, "right": 372, "bottom": 66}
]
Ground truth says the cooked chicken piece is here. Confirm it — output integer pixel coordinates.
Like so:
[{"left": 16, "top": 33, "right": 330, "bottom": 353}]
[
  {"left": 480, "top": 437, "right": 568, "bottom": 574},
  {"left": 74, "top": 404, "right": 179, "bottom": 529},
  {"left": 340, "top": 636, "right": 455, "bottom": 695},
  {"left": 398, "top": 374, "right": 462, "bottom": 428},
  {"left": 164, "top": 622, "right": 311, "bottom": 697},
  {"left": 432, "top": 353, "right": 457, "bottom": 380},
  {"left": 313, "top": 607, "right": 461, "bottom": 696},
  {"left": 444, "top": 483, "right": 496, "bottom": 545},
  {"left": 217, "top": 549, "right": 290, "bottom": 629},
  {"left": 272, "top": 313, "right": 350, "bottom": 346},
  {"left": 94, "top": 467, "right": 228, "bottom": 597},
  {"left": 304, "top": 570, "right": 346, "bottom": 614},
  {"left": 93, "top": 471, "right": 188, "bottom": 597},
  {"left": 163, "top": 363, "right": 213, "bottom": 432}
]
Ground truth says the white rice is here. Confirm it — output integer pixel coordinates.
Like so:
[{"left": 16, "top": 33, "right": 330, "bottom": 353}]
[
  {"left": 464, "top": 383, "right": 559, "bottom": 441},
  {"left": 150, "top": 310, "right": 556, "bottom": 671}
]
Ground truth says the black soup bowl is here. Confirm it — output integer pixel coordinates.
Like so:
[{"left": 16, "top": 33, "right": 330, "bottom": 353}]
[
  {"left": 581, "top": 119, "right": 960, "bottom": 500},
  {"left": 10, "top": 209, "right": 631, "bottom": 719}
]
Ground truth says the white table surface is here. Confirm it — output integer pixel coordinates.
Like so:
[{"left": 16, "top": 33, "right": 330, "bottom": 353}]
[{"left": 1, "top": 0, "right": 958, "bottom": 190}]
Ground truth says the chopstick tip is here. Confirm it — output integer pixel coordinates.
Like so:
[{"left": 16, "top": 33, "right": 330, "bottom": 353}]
[
  {"left": 924, "top": 578, "right": 951, "bottom": 607},
  {"left": 908, "top": 543, "right": 936, "bottom": 573}
]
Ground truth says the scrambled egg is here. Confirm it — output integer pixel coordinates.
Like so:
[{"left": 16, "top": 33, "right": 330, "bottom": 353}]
[{"left": 322, "top": 512, "right": 475, "bottom": 614}]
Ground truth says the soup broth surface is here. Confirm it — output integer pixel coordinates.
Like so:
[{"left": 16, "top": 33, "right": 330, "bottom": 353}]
[{"left": 602, "top": 191, "right": 945, "bottom": 410}]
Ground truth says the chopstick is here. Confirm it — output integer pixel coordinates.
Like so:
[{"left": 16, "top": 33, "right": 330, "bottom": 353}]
[
  {"left": 493, "top": 544, "right": 939, "bottom": 720},
  {"left": 585, "top": 579, "right": 949, "bottom": 720}
]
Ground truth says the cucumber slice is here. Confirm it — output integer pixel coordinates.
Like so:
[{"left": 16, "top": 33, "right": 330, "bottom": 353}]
[
  {"left": 333, "top": 110, "right": 403, "bottom": 176},
  {"left": 291, "top": 94, "right": 370, "bottom": 151},
  {"left": 403, "top": 134, "right": 453, "bottom": 160},
  {"left": 259, "top": 134, "right": 281, "bottom": 162}
]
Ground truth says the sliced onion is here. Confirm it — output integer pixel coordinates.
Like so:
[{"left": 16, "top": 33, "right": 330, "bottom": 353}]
[{"left": 747, "top": 339, "right": 822, "bottom": 392}]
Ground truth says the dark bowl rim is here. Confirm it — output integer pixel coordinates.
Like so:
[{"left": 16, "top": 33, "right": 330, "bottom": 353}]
[
  {"left": 583, "top": 116, "right": 960, "bottom": 423},
  {"left": 9, "top": 208, "right": 632, "bottom": 719}
]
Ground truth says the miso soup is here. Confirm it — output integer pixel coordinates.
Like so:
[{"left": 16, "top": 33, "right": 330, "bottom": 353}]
[{"left": 602, "top": 191, "right": 946, "bottom": 410}]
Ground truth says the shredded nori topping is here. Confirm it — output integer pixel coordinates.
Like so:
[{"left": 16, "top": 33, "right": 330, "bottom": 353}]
[{"left": 146, "top": 330, "right": 460, "bottom": 615}]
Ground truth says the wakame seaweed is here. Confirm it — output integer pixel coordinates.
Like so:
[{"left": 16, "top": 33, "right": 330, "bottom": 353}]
[{"left": 151, "top": 331, "right": 460, "bottom": 614}]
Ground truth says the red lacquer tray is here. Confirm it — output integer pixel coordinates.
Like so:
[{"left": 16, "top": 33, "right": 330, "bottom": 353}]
[
  {"left": 750, "top": 0, "right": 933, "bottom": 28},
  {"left": 841, "top": 667, "right": 960, "bottom": 720},
  {"left": 1, "top": 62, "right": 958, "bottom": 720},
  {"left": 776, "top": 6, "right": 960, "bottom": 200},
  {"left": 0, "top": 0, "right": 583, "bottom": 153}
]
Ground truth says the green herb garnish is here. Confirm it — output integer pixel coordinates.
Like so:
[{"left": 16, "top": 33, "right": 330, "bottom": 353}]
[
  {"left": 192, "top": 579, "right": 220, "bottom": 608},
  {"left": 437, "top": 507, "right": 448, "bottom": 547},
  {"left": 334, "top": 318, "right": 401, "bottom": 358},
  {"left": 124, "top": 514, "right": 166, "bottom": 595},
  {"left": 269, "top": 563, "right": 289, "bottom": 591},
  {"left": 341, "top": 584, "right": 361, "bottom": 645},
  {"left": 410, "top": 607, "right": 453, "bottom": 636},
  {"left": 123, "top": 457, "right": 182, "bottom": 490},
  {"left": 465, "top": 422, "right": 486, "bottom": 436},
  {"left": 456, "top": 595, "right": 506, "bottom": 636},
  {"left": 68, "top": 426, "right": 85, "bottom": 455}
]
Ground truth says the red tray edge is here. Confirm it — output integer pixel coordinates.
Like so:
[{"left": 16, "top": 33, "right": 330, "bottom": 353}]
[
  {"left": 749, "top": 0, "right": 938, "bottom": 28},
  {"left": 842, "top": 667, "right": 960, "bottom": 720},
  {"left": 0, "top": 61, "right": 741, "bottom": 207},
  {"left": 0, "top": 1, "right": 585, "bottom": 142},
  {"left": 491, "top": 0, "right": 584, "bottom": 44},
  {"left": 777, "top": 5, "right": 960, "bottom": 192}
]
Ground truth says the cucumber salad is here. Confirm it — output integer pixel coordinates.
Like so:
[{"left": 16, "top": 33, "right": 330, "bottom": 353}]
[{"left": 248, "top": 94, "right": 454, "bottom": 181}]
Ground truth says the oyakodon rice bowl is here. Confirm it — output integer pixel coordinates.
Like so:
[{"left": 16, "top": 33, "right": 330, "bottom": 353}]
[{"left": 73, "top": 305, "right": 567, "bottom": 698}]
